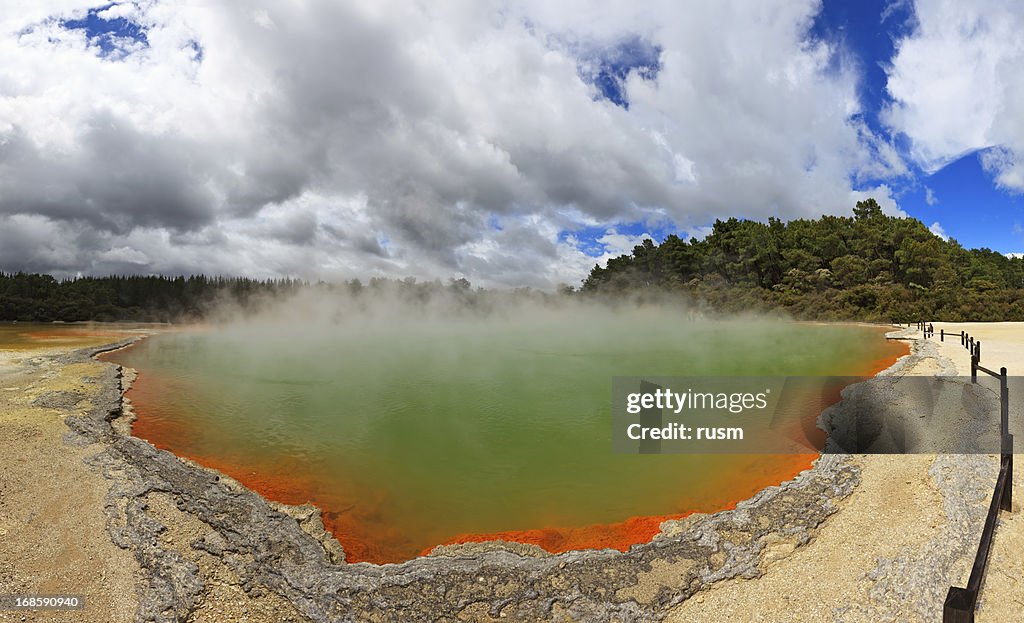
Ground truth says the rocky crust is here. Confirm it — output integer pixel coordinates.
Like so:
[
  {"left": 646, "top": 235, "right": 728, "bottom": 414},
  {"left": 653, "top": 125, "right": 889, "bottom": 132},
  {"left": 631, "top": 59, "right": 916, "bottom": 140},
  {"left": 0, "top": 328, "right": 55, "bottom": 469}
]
[{"left": 58, "top": 337, "right": 924, "bottom": 622}]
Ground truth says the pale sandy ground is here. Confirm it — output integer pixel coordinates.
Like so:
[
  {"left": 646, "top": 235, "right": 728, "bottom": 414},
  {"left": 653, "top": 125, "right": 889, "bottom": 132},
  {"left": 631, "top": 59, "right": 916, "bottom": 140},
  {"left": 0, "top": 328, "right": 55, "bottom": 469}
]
[
  {"left": 0, "top": 345, "right": 139, "bottom": 623},
  {"left": 668, "top": 324, "right": 1024, "bottom": 623}
]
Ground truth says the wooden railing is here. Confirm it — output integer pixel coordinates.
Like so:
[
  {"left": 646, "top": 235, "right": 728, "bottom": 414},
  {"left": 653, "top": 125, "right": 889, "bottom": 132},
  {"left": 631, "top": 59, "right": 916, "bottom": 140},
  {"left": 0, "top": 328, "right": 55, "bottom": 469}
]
[{"left": 927, "top": 324, "right": 1015, "bottom": 623}]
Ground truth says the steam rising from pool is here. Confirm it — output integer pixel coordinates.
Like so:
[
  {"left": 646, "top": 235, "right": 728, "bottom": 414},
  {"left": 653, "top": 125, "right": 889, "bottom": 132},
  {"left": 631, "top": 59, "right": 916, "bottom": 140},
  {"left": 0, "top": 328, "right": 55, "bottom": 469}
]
[{"left": 107, "top": 290, "right": 903, "bottom": 563}]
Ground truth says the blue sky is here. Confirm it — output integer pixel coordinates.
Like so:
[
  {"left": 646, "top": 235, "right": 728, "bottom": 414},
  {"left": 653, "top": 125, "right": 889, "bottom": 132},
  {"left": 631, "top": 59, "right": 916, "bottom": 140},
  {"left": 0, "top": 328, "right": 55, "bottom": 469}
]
[
  {"left": 61, "top": 2, "right": 149, "bottom": 57},
  {"left": 809, "top": 0, "right": 1024, "bottom": 254},
  {"left": 567, "top": 0, "right": 1024, "bottom": 257},
  {"left": 7, "top": 1, "right": 1024, "bottom": 287}
]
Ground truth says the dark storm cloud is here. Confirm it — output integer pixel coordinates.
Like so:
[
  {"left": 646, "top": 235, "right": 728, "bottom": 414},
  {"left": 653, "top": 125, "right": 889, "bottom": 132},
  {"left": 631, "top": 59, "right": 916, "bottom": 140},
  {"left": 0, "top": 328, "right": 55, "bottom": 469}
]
[
  {"left": 0, "top": 113, "right": 215, "bottom": 234},
  {"left": 0, "top": 0, "right": 908, "bottom": 287}
]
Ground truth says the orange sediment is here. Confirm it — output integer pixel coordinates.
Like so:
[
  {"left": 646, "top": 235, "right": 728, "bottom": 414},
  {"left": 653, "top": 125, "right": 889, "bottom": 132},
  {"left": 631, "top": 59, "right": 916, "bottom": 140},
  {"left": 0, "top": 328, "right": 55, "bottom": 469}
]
[{"left": 426, "top": 453, "right": 816, "bottom": 557}]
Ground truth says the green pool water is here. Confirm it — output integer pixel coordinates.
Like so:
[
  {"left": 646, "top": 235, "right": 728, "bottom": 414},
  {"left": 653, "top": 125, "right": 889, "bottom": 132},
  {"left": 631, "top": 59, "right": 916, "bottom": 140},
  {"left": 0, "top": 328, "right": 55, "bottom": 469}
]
[{"left": 106, "top": 310, "right": 898, "bottom": 563}]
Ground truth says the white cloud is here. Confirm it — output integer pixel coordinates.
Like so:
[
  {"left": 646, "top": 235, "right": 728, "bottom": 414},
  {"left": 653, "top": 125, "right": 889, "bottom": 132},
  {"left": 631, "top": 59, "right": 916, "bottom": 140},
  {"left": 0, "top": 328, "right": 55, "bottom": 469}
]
[
  {"left": 0, "top": 0, "right": 907, "bottom": 287},
  {"left": 980, "top": 147, "right": 1024, "bottom": 192},
  {"left": 98, "top": 246, "right": 149, "bottom": 265},
  {"left": 851, "top": 185, "right": 906, "bottom": 217},
  {"left": 929, "top": 221, "right": 948, "bottom": 240},
  {"left": 252, "top": 9, "right": 275, "bottom": 30},
  {"left": 686, "top": 226, "right": 715, "bottom": 241},
  {"left": 1006, "top": 252, "right": 1024, "bottom": 259},
  {"left": 595, "top": 230, "right": 654, "bottom": 257},
  {"left": 880, "top": 0, "right": 912, "bottom": 23},
  {"left": 924, "top": 186, "right": 937, "bottom": 205},
  {"left": 885, "top": 0, "right": 1024, "bottom": 191}
]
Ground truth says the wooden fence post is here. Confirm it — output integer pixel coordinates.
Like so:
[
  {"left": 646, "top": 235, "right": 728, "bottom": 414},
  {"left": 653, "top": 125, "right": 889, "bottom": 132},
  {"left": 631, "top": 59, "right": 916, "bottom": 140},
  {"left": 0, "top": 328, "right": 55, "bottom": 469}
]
[
  {"left": 944, "top": 363, "right": 1014, "bottom": 622},
  {"left": 1000, "top": 366, "right": 1013, "bottom": 509},
  {"left": 1000, "top": 367, "right": 1012, "bottom": 505}
]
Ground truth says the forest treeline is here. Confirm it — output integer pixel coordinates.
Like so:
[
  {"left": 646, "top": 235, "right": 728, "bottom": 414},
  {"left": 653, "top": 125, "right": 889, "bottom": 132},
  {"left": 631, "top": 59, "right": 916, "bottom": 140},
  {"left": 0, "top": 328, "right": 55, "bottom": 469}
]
[
  {"left": 582, "top": 199, "right": 1024, "bottom": 321},
  {"left": 0, "top": 273, "right": 500, "bottom": 322},
  {"left": 0, "top": 274, "right": 306, "bottom": 322},
  {"left": 2, "top": 198, "right": 1023, "bottom": 322}
]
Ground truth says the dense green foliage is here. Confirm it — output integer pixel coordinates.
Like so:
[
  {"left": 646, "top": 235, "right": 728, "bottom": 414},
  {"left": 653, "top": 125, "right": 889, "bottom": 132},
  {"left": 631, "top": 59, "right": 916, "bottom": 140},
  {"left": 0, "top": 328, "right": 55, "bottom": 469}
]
[
  {"left": 582, "top": 199, "right": 1024, "bottom": 321},
  {"left": 0, "top": 274, "right": 511, "bottom": 322},
  {"left": 0, "top": 274, "right": 306, "bottom": 322}
]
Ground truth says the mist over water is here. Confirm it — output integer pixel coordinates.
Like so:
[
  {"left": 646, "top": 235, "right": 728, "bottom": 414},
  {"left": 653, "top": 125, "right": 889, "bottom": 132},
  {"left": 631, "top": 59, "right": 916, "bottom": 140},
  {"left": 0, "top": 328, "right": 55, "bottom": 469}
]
[{"left": 107, "top": 292, "right": 901, "bottom": 563}]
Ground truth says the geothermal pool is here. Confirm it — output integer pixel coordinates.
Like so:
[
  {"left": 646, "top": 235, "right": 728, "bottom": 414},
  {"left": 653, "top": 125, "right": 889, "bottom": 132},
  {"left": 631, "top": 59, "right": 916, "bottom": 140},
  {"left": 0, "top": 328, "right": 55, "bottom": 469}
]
[{"left": 104, "top": 313, "right": 904, "bottom": 564}]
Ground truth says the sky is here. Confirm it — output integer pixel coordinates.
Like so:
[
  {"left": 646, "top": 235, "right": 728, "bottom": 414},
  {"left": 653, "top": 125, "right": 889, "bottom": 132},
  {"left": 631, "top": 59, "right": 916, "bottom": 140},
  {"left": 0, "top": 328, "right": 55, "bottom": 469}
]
[{"left": 2, "top": 0, "right": 1024, "bottom": 288}]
